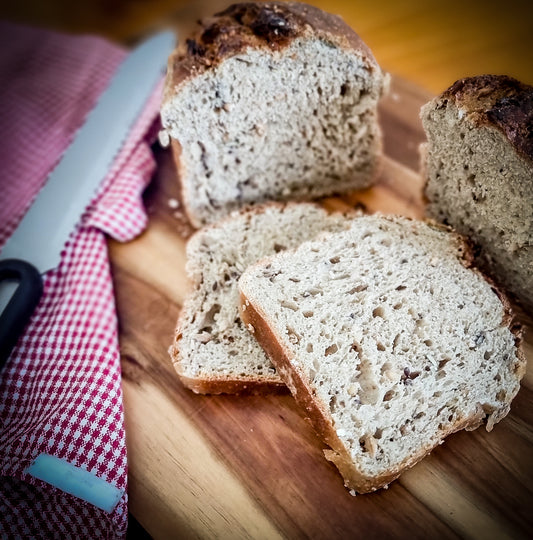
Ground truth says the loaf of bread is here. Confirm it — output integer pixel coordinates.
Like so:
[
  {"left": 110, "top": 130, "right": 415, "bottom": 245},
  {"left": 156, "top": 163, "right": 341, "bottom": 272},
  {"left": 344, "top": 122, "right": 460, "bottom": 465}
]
[
  {"left": 169, "top": 202, "right": 353, "bottom": 394},
  {"left": 160, "top": 2, "right": 386, "bottom": 227},
  {"left": 238, "top": 215, "right": 525, "bottom": 493},
  {"left": 420, "top": 75, "right": 533, "bottom": 311}
]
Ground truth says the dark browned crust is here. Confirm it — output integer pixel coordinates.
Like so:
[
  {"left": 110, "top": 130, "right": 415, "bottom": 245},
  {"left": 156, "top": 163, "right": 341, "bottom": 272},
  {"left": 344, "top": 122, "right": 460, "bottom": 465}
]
[
  {"left": 435, "top": 75, "right": 533, "bottom": 162},
  {"left": 164, "top": 1, "right": 379, "bottom": 98}
]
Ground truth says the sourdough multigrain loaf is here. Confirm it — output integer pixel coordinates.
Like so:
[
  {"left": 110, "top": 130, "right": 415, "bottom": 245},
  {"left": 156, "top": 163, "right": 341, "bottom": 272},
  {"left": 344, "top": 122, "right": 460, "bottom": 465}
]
[
  {"left": 421, "top": 75, "right": 533, "bottom": 311},
  {"left": 169, "top": 202, "right": 353, "bottom": 394},
  {"left": 160, "top": 2, "right": 386, "bottom": 227},
  {"left": 238, "top": 215, "right": 525, "bottom": 493}
]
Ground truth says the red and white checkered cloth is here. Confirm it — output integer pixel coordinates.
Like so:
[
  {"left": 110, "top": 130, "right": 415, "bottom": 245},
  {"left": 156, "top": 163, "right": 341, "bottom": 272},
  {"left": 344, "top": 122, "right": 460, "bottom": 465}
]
[{"left": 0, "top": 22, "right": 163, "bottom": 537}]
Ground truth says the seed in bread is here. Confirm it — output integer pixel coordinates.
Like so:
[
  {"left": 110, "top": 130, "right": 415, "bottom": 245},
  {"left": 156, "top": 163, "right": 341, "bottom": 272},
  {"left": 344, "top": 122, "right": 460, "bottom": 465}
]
[{"left": 238, "top": 215, "right": 525, "bottom": 493}]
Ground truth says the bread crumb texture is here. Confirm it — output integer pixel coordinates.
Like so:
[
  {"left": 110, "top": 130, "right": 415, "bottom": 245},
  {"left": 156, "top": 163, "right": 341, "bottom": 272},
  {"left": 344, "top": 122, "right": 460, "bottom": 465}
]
[{"left": 239, "top": 215, "right": 525, "bottom": 491}]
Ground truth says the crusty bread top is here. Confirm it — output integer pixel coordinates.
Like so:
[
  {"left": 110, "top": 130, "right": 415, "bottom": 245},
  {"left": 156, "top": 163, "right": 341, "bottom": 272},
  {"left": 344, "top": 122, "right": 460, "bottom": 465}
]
[
  {"left": 432, "top": 75, "right": 533, "bottom": 162},
  {"left": 163, "top": 1, "right": 380, "bottom": 100}
]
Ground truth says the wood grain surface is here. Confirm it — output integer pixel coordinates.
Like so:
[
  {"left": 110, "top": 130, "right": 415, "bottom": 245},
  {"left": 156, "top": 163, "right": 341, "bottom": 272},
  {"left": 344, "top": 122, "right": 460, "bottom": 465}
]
[{"left": 108, "top": 75, "right": 533, "bottom": 539}]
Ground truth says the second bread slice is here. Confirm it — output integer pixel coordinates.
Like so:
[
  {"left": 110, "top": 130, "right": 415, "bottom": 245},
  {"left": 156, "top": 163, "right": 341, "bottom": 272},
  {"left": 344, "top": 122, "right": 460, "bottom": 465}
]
[{"left": 170, "top": 202, "right": 352, "bottom": 394}]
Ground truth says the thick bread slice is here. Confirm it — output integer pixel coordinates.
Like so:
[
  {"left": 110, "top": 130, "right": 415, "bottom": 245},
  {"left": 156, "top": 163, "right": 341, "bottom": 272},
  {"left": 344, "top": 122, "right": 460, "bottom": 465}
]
[
  {"left": 169, "top": 202, "right": 353, "bottom": 394},
  {"left": 421, "top": 75, "right": 533, "bottom": 311},
  {"left": 160, "top": 2, "right": 386, "bottom": 227},
  {"left": 238, "top": 215, "right": 525, "bottom": 493}
]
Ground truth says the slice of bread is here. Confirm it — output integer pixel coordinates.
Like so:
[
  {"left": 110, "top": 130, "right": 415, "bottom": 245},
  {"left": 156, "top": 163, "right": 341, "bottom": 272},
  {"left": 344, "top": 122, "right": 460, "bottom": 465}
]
[
  {"left": 420, "top": 75, "right": 533, "bottom": 312},
  {"left": 169, "top": 202, "right": 353, "bottom": 394},
  {"left": 160, "top": 2, "right": 386, "bottom": 227},
  {"left": 238, "top": 215, "right": 525, "bottom": 493}
]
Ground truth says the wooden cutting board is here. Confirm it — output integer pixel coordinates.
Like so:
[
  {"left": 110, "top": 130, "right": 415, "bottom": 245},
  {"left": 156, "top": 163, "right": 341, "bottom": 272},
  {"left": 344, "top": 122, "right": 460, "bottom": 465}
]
[{"left": 108, "top": 76, "right": 533, "bottom": 539}]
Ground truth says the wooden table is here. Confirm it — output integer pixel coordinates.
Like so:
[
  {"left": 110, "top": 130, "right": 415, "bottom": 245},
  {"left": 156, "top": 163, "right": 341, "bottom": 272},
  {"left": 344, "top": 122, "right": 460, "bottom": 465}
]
[{"left": 3, "top": 1, "right": 532, "bottom": 538}]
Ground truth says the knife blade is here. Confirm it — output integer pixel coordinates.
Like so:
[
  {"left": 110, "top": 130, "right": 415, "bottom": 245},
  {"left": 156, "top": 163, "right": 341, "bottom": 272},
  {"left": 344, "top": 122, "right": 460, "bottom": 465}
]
[{"left": 0, "top": 31, "right": 175, "bottom": 367}]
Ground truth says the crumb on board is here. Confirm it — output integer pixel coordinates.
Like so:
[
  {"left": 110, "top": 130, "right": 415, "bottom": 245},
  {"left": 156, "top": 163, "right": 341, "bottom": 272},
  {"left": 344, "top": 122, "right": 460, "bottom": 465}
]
[{"left": 158, "top": 129, "right": 170, "bottom": 148}]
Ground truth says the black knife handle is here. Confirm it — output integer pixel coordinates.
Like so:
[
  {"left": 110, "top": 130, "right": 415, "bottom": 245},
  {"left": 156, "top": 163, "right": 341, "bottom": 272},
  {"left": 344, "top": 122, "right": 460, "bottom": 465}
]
[{"left": 0, "top": 259, "right": 43, "bottom": 370}]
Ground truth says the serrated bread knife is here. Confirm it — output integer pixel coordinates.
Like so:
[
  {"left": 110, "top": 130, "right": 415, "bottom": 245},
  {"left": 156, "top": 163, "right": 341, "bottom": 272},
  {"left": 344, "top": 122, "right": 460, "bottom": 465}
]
[{"left": 0, "top": 31, "right": 175, "bottom": 368}]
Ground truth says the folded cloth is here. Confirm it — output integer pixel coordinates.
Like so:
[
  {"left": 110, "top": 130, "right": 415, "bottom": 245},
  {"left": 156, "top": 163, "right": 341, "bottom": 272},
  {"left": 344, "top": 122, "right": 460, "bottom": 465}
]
[{"left": 0, "top": 22, "right": 163, "bottom": 538}]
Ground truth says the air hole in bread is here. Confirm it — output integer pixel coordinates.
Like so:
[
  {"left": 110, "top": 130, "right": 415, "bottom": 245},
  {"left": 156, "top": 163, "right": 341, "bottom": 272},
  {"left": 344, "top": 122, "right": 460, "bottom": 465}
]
[
  {"left": 348, "top": 284, "right": 368, "bottom": 294},
  {"left": 287, "top": 326, "right": 301, "bottom": 344},
  {"left": 358, "top": 379, "right": 379, "bottom": 405},
  {"left": 325, "top": 344, "right": 338, "bottom": 356},
  {"left": 350, "top": 342, "right": 362, "bottom": 355},
  {"left": 281, "top": 299, "right": 299, "bottom": 311},
  {"left": 392, "top": 334, "right": 401, "bottom": 350},
  {"left": 372, "top": 306, "right": 385, "bottom": 318},
  {"left": 329, "top": 394, "right": 337, "bottom": 413},
  {"left": 438, "top": 357, "right": 450, "bottom": 370},
  {"left": 496, "top": 390, "right": 506, "bottom": 401},
  {"left": 383, "top": 390, "right": 396, "bottom": 401},
  {"left": 201, "top": 303, "right": 221, "bottom": 327},
  {"left": 304, "top": 287, "right": 323, "bottom": 297}
]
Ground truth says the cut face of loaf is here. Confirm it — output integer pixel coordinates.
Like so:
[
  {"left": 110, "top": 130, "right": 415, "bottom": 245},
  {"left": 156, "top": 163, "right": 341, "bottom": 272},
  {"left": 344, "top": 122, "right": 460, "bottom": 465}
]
[
  {"left": 238, "top": 215, "right": 525, "bottom": 493},
  {"left": 169, "top": 202, "right": 353, "bottom": 394},
  {"left": 421, "top": 75, "right": 533, "bottom": 311},
  {"left": 160, "top": 2, "right": 385, "bottom": 227}
]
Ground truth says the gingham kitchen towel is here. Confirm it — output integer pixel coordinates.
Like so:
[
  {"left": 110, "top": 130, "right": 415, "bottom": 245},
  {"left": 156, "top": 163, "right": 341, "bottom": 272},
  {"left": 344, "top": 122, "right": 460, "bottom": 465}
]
[{"left": 0, "top": 21, "right": 163, "bottom": 538}]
